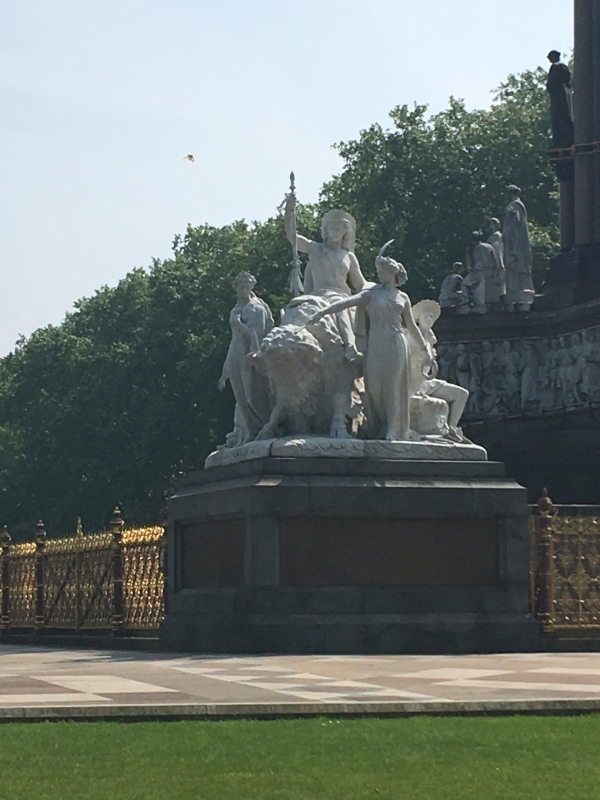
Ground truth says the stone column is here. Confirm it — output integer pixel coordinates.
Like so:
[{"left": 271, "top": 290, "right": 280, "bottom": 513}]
[
  {"left": 574, "top": 0, "right": 595, "bottom": 246},
  {"left": 560, "top": 177, "right": 576, "bottom": 249},
  {"left": 593, "top": 0, "right": 600, "bottom": 241}
]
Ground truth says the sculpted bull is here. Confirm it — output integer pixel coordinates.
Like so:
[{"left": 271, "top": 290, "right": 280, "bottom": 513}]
[{"left": 249, "top": 295, "right": 362, "bottom": 440}]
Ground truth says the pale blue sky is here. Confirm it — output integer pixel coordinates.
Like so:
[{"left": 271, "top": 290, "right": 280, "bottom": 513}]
[{"left": 0, "top": 0, "right": 573, "bottom": 355}]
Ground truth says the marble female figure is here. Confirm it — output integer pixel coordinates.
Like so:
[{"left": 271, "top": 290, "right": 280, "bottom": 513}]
[
  {"left": 503, "top": 186, "right": 534, "bottom": 311},
  {"left": 284, "top": 194, "right": 368, "bottom": 361},
  {"left": 218, "top": 272, "right": 274, "bottom": 447},
  {"left": 309, "top": 252, "right": 431, "bottom": 441}
]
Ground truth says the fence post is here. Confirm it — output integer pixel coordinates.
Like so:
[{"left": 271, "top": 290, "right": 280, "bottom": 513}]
[
  {"left": 0, "top": 526, "right": 11, "bottom": 629},
  {"left": 160, "top": 506, "right": 168, "bottom": 617},
  {"left": 75, "top": 517, "right": 83, "bottom": 631},
  {"left": 111, "top": 507, "right": 124, "bottom": 633},
  {"left": 34, "top": 521, "right": 46, "bottom": 630},
  {"left": 534, "top": 488, "right": 555, "bottom": 624}
]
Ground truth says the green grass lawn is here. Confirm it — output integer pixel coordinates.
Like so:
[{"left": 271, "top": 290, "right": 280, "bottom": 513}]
[{"left": 1, "top": 715, "right": 600, "bottom": 799}]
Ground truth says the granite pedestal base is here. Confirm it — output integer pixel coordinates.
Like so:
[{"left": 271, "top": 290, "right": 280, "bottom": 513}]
[{"left": 161, "top": 457, "right": 540, "bottom": 654}]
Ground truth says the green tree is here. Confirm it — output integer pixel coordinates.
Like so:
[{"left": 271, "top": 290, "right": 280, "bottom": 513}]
[
  {"left": 320, "top": 67, "right": 558, "bottom": 294},
  {"left": 0, "top": 67, "right": 559, "bottom": 537},
  {"left": 0, "top": 209, "right": 320, "bottom": 538}
]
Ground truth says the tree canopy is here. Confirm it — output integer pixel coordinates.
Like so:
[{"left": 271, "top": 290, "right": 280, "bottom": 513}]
[{"left": 0, "top": 67, "right": 558, "bottom": 538}]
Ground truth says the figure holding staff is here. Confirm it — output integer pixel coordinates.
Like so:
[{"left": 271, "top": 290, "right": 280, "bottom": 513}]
[{"left": 284, "top": 176, "right": 369, "bottom": 361}]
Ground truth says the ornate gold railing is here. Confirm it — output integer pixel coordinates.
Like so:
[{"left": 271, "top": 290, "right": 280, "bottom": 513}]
[
  {"left": 0, "top": 509, "right": 167, "bottom": 634},
  {"left": 530, "top": 492, "right": 600, "bottom": 631}
]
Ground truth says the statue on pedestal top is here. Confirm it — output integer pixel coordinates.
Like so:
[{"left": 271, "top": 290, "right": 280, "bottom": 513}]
[
  {"left": 218, "top": 272, "right": 274, "bottom": 447},
  {"left": 487, "top": 218, "right": 506, "bottom": 301},
  {"left": 471, "top": 230, "right": 503, "bottom": 311},
  {"left": 439, "top": 263, "right": 469, "bottom": 314},
  {"left": 503, "top": 185, "right": 534, "bottom": 312},
  {"left": 546, "top": 50, "right": 574, "bottom": 149}
]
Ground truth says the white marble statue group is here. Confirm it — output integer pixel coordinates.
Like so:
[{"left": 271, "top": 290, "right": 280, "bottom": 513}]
[
  {"left": 439, "top": 185, "right": 535, "bottom": 314},
  {"left": 212, "top": 185, "right": 476, "bottom": 465}
]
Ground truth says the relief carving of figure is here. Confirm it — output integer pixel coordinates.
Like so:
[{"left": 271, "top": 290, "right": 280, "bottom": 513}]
[
  {"left": 537, "top": 339, "right": 553, "bottom": 410},
  {"left": 585, "top": 329, "right": 600, "bottom": 402},
  {"left": 503, "top": 185, "right": 534, "bottom": 311},
  {"left": 468, "top": 349, "right": 484, "bottom": 415},
  {"left": 481, "top": 341, "right": 502, "bottom": 415},
  {"left": 437, "top": 344, "right": 457, "bottom": 385},
  {"left": 572, "top": 331, "right": 587, "bottom": 403},
  {"left": 520, "top": 342, "right": 540, "bottom": 411},
  {"left": 548, "top": 338, "right": 563, "bottom": 408},
  {"left": 218, "top": 272, "right": 274, "bottom": 447},
  {"left": 497, "top": 340, "right": 521, "bottom": 412}
]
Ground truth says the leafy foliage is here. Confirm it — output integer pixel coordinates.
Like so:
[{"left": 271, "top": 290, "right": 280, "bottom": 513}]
[
  {"left": 321, "top": 67, "right": 558, "bottom": 295},
  {"left": 0, "top": 68, "right": 558, "bottom": 537}
]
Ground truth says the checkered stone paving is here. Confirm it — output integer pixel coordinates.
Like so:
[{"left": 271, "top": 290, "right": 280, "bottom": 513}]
[{"left": 2, "top": 646, "right": 600, "bottom": 719}]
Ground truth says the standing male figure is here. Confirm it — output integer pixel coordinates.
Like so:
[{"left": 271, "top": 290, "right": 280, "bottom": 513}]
[
  {"left": 546, "top": 50, "right": 574, "bottom": 149},
  {"left": 487, "top": 218, "right": 506, "bottom": 303}
]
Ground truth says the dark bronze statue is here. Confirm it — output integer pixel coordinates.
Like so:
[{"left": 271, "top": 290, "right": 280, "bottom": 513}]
[{"left": 546, "top": 50, "right": 574, "bottom": 149}]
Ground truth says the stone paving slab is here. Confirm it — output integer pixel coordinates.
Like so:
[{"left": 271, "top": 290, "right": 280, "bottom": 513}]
[{"left": 3, "top": 645, "right": 600, "bottom": 720}]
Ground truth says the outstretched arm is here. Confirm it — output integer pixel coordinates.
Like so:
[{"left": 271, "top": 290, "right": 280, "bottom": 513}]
[{"left": 309, "top": 289, "right": 369, "bottom": 322}]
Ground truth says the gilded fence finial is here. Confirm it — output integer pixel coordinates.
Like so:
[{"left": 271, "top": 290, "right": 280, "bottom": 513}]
[
  {"left": 35, "top": 520, "right": 47, "bottom": 544},
  {"left": 110, "top": 507, "right": 124, "bottom": 534},
  {"left": 110, "top": 506, "right": 124, "bottom": 632},
  {"left": 538, "top": 488, "right": 554, "bottom": 518},
  {"left": 0, "top": 525, "right": 11, "bottom": 548}
]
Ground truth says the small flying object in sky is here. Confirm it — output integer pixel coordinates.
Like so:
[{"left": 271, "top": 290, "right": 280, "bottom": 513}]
[{"left": 184, "top": 154, "right": 195, "bottom": 162}]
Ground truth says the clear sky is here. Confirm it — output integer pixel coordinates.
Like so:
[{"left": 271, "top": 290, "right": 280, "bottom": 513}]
[{"left": 0, "top": 0, "right": 573, "bottom": 356}]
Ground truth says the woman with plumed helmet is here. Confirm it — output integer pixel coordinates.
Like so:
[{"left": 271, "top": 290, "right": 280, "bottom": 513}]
[{"left": 308, "top": 244, "right": 431, "bottom": 441}]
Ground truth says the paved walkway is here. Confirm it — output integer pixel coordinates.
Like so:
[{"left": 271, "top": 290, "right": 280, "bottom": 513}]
[{"left": 2, "top": 645, "right": 600, "bottom": 720}]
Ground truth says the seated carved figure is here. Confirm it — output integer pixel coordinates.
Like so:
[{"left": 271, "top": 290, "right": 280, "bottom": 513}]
[{"left": 408, "top": 300, "right": 469, "bottom": 441}]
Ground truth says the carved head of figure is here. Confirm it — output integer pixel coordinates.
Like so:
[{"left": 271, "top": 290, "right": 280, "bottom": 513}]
[
  {"left": 502, "top": 340, "right": 511, "bottom": 352},
  {"left": 471, "top": 230, "right": 483, "bottom": 244},
  {"left": 413, "top": 300, "right": 441, "bottom": 333},
  {"left": 547, "top": 50, "right": 561, "bottom": 64},
  {"left": 507, "top": 184, "right": 522, "bottom": 201},
  {"left": 233, "top": 271, "right": 257, "bottom": 303},
  {"left": 488, "top": 218, "right": 501, "bottom": 233},
  {"left": 321, "top": 210, "right": 356, "bottom": 252},
  {"left": 375, "top": 255, "right": 408, "bottom": 287}
]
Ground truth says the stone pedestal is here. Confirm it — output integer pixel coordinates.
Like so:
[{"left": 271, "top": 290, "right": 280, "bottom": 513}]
[{"left": 161, "top": 456, "right": 540, "bottom": 655}]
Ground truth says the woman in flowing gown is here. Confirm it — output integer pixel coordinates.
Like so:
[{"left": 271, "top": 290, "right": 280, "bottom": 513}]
[
  {"left": 218, "top": 272, "right": 274, "bottom": 446},
  {"left": 309, "top": 251, "right": 431, "bottom": 441}
]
